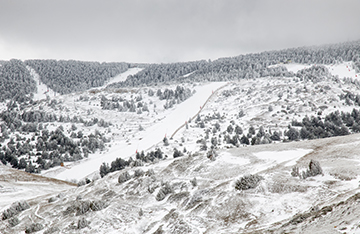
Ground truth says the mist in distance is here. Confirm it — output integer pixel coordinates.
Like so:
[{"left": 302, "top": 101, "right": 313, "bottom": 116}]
[{"left": 0, "top": 0, "right": 359, "bottom": 63}]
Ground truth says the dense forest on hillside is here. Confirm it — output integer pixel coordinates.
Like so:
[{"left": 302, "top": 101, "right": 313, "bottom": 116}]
[
  {"left": 25, "top": 60, "right": 130, "bottom": 94},
  {"left": 1, "top": 40, "right": 359, "bottom": 102},
  {"left": 108, "top": 40, "right": 360, "bottom": 88},
  {"left": 0, "top": 59, "right": 37, "bottom": 103}
]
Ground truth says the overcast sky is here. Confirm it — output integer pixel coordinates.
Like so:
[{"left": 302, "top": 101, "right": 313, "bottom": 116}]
[{"left": 0, "top": 0, "right": 359, "bottom": 63}]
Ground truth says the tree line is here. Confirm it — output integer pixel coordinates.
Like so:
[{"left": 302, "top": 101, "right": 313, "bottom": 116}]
[{"left": 25, "top": 59, "right": 130, "bottom": 94}]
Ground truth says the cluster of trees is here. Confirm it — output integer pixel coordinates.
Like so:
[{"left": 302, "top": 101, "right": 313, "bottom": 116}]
[
  {"left": 296, "top": 65, "right": 336, "bottom": 83},
  {"left": 339, "top": 91, "right": 360, "bottom": 106},
  {"left": 100, "top": 95, "right": 149, "bottom": 113},
  {"left": 25, "top": 60, "right": 129, "bottom": 94},
  {"left": 99, "top": 148, "right": 164, "bottom": 178},
  {"left": 100, "top": 85, "right": 192, "bottom": 112},
  {"left": 194, "top": 113, "right": 280, "bottom": 151},
  {"left": 290, "top": 109, "right": 360, "bottom": 140},
  {"left": 0, "top": 109, "right": 110, "bottom": 137},
  {"left": 0, "top": 125, "right": 107, "bottom": 173},
  {"left": 0, "top": 59, "right": 37, "bottom": 103},
  {"left": 156, "top": 86, "right": 193, "bottom": 109},
  {"left": 107, "top": 61, "right": 207, "bottom": 87},
  {"left": 108, "top": 40, "right": 360, "bottom": 88}
]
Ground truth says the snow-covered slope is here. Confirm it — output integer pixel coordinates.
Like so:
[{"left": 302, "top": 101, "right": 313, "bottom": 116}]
[
  {"left": 102, "top": 67, "right": 143, "bottom": 88},
  {"left": 0, "top": 165, "right": 75, "bottom": 211},
  {"left": 51, "top": 82, "right": 226, "bottom": 181},
  {"left": 27, "top": 66, "right": 58, "bottom": 100},
  {"left": 3, "top": 59, "right": 360, "bottom": 233},
  {"left": 2, "top": 133, "right": 360, "bottom": 233}
]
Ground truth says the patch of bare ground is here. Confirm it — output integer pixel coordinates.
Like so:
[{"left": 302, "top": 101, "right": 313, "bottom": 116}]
[{"left": 0, "top": 164, "right": 76, "bottom": 186}]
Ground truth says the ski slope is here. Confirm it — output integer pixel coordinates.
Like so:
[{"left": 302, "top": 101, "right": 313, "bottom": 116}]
[
  {"left": 51, "top": 82, "right": 227, "bottom": 181},
  {"left": 325, "top": 61, "right": 359, "bottom": 79},
  {"left": 27, "top": 66, "right": 58, "bottom": 100},
  {"left": 103, "top": 67, "right": 143, "bottom": 87},
  {"left": 281, "top": 62, "right": 359, "bottom": 79}
]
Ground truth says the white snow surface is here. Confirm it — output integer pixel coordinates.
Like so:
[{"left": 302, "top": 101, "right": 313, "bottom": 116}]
[
  {"left": 102, "top": 67, "right": 143, "bottom": 87},
  {"left": 3, "top": 65, "right": 360, "bottom": 232},
  {"left": 282, "top": 63, "right": 312, "bottom": 73},
  {"left": 53, "top": 82, "right": 227, "bottom": 181},
  {"left": 270, "top": 62, "right": 359, "bottom": 80},
  {"left": 254, "top": 149, "right": 312, "bottom": 166},
  {"left": 27, "top": 66, "right": 58, "bottom": 100},
  {"left": 325, "top": 61, "right": 359, "bottom": 79},
  {"left": 281, "top": 62, "right": 359, "bottom": 79}
]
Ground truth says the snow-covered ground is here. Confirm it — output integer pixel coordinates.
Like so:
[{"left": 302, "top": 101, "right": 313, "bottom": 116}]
[
  {"left": 270, "top": 62, "right": 360, "bottom": 80},
  {"left": 3, "top": 132, "right": 360, "bottom": 233},
  {"left": 3, "top": 60, "right": 360, "bottom": 233},
  {"left": 37, "top": 61, "right": 360, "bottom": 182},
  {"left": 254, "top": 148, "right": 313, "bottom": 167},
  {"left": 27, "top": 66, "right": 58, "bottom": 100},
  {"left": 45, "top": 82, "right": 227, "bottom": 181},
  {"left": 325, "top": 61, "right": 359, "bottom": 79},
  {"left": 102, "top": 67, "right": 143, "bottom": 87},
  {"left": 0, "top": 165, "right": 74, "bottom": 211},
  {"left": 280, "top": 61, "right": 359, "bottom": 79},
  {"left": 282, "top": 63, "right": 312, "bottom": 73}
]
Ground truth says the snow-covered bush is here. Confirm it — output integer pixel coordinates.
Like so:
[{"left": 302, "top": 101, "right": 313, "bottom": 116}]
[
  {"left": 235, "top": 174, "right": 264, "bottom": 191},
  {"left": 77, "top": 217, "right": 89, "bottom": 229},
  {"left": 118, "top": 171, "right": 132, "bottom": 184},
  {"left": 291, "top": 160, "right": 323, "bottom": 179},
  {"left": 134, "top": 169, "right": 145, "bottom": 177},
  {"left": 25, "top": 223, "right": 44, "bottom": 233},
  {"left": 173, "top": 148, "right": 183, "bottom": 158},
  {"left": 8, "top": 217, "right": 20, "bottom": 227},
  {"left": 156, "top": 182, "right": 173, "bottom": 201},
  {"left": 2, "top": 201, "right": 30, "bottom": 220}
]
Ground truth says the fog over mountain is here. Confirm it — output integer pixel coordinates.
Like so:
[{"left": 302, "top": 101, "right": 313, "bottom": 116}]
[{"left": 1, "top": 0, "right": 360, "bottom": 63}]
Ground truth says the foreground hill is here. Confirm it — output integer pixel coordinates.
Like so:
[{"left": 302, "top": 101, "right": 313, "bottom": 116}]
[
  {"left": 1, "top": 133, "right": 360, "bottom": 233},
  {"left": 1, "top": 39, "right": 360, "bottom": 233}
]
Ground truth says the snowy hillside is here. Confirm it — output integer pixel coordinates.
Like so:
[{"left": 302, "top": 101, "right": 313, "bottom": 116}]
[
  {"left": 1, "top": 40, "right": 360, "bottom": 233},
  {"left": 2, "top": 133, "right": 360, "bottom": 233}
]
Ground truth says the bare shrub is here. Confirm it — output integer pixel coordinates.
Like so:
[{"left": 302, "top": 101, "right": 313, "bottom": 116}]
[
  {"left": 145, "top": 169, "right": 155, "bottom": 176},
  {"left": 64, "top": 200, "right": 106, "bottom": 216},
  {"left": 25, "top": 223, "right": 44, "bottom": 233},
  {"left": 168, "top": 192, "right": 190, "bottom": 204},
  {"left": 268, "top": 180, "right": 307, "bottom": 194},
  {"left": 8, "top": 217, "right": 20, "bottom": 227},
  {"left": 43, "top": 227, "right": 60, "bottom": 234},
  {"left": 190, "top": 177, "right": 197, "bottom": 187},
  {"left": 2, "top": 201, "right": 30, "bottom": 220},
  {"left": 291, "top": 166, "right": 300, "bottom": 177},
  {"left": 209, "top": 196, "right": 250, "bottom": 224},
  {"left": 235, "top": 174, "right": 264, "bottom": 190},
  {"left": 298, "top": 160, "right": 324, "bottom": 179},
  {"left": 134, "top": 169, "right": 145, "bottom": 177},
  {"left": 77, "top": 217, "right": 89, "bottom": 229},
  {"left": 291, "top": 160, "right": 323, "bottom": 179},
  {"left": 118, "top": 171, "right": 132, "bottom": 184},
  {"left": 156, "top": 182, "right": 173, "bottom": 201},
  {"left": 90, "top": 200, "right": 106, "bottom": 211}
]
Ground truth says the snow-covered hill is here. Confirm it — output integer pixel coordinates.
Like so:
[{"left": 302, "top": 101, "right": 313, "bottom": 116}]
[
  {"left": 2, "top": 59, "right": 360, "bottom": 233},
  {"left": 2, "top": 133, "right": 360, "bottom": 233}
]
